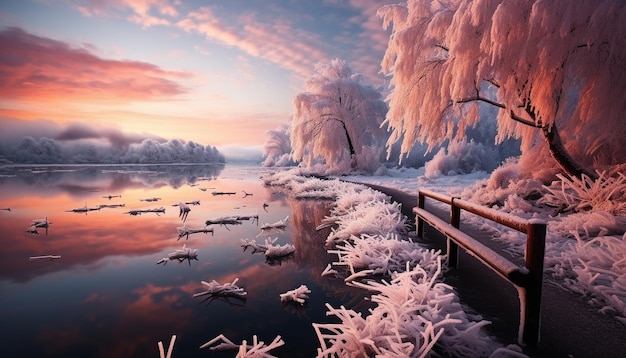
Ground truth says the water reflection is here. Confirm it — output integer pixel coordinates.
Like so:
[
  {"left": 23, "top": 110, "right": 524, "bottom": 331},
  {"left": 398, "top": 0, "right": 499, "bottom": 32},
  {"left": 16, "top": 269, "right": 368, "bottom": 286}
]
[
  {"left": 288, "top": 198, "right": 372, "bottom": 310},
  {"left": 0, "top": 163, "right": 224, "bottom": 200},
  {"left": 0, "top": 164, "right": 369, "bottom": 357}
]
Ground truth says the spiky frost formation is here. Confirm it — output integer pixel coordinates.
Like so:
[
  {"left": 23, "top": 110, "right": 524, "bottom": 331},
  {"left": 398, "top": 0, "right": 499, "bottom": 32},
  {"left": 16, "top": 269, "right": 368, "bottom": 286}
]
[
  {"left": 328, "top": 233, "right": 442, "bottom": 278},
  {"left": 314, "top": 261, "right": 495, "bottom": 358}
]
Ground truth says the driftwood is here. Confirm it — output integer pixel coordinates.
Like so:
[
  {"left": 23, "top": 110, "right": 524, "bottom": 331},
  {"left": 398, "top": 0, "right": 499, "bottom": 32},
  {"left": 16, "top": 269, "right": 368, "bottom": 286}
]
[
  {"left": 29, "top": 255, "right": 61, "bottom": 260},
  {"left": 212, "top": 191, "right": 237, "bottom": 196},
  {"left": 140, "top": 197, "right": 161, "bottom": 202},
  {"left": 174, "top": 202, "right": 191, "bottom": 222},
  {"left": 66, "top": 204, "right": 100, "bottom": 213},
  {"left": 260, "top": 216, "right": 289, "bottom": 230},
  {"left": 126, "top": 207, "right": 166, "bottom": 216},
  {"left": 98, "top": 204, "right": 126, "bottom": 209},
  {"left": 241, "top": 237, "right": 295, "bottom": 260},
  {"left": 193, "top": 278, "right": 247, "bottom": 305},
  {"left": 205, "top": 216, "right": 243, "bottom": 228},
  {"left": 177, "top": 225, "right": 214, "bottom": 240},
  {"left": 26, "top": 217, "right": 51, "bottom": 235},
  {"left": 156, "top": 245, "right": 198, "bottom": 265},
  {"left": 199, "top": 334, "right": 284, "bottom": 356}
]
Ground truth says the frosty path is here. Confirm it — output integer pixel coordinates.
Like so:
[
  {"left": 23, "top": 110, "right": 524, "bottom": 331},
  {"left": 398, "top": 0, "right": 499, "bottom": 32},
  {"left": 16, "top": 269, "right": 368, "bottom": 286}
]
[{"left": 362, "top": 182, "right": 626, "bottom": 358}]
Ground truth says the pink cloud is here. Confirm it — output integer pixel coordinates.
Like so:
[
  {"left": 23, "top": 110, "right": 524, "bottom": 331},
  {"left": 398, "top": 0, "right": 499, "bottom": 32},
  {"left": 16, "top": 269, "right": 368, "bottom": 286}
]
[
  {"left": 175, "top": 2, "right": 395, "bottom": 87},
  {"left": 177, "top": 7, "right": 331, "bottom": 81},
  {"left": 0, "top": 27, "right": 189, "bottom": 103},
  {"left": 73, "top": 1, "right": 394, "bottom": 87},
  {"left": 75, "top": 0, "right": 178, "bottom": 27}
]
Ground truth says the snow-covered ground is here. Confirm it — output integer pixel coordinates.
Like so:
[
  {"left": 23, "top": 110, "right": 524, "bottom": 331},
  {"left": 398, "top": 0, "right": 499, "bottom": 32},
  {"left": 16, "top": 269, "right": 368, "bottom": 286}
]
[
  {"left": 343, "top": 167, "right": 626, "bottom": 326},
  {"left": 264, "top": 168, "right": 626, "bottom": 356},
  {"left": 263, "top": 168, "right": 527, "bottom": 357}
]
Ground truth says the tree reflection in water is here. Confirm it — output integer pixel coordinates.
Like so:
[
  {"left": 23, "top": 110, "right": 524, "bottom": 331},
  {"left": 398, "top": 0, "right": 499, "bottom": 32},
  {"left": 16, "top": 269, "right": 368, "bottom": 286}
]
[{"left": 286, "top": 195, "right": 374, "bottom": 312}]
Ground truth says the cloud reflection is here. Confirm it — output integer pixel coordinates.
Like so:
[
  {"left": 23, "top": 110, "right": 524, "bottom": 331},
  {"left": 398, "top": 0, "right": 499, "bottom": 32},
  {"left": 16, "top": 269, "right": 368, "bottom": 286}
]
[
  {"left": 0, "top": 165, "right": 230, "bottom": 283},
  {"left": 0, "top": 164, "right": 224, "bottom": 200},
  {"left": 1, "top": 165, "right": 372, "bottom": 357}
]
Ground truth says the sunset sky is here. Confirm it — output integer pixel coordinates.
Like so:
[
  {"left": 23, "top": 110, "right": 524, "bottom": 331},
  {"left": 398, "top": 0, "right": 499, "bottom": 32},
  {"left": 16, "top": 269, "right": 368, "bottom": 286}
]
[{"left": 0, "top": 0, "right": 397, "bottom": 154}]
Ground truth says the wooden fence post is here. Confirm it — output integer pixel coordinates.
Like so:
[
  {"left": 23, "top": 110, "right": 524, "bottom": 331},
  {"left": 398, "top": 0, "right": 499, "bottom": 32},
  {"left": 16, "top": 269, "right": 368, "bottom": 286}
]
[
  {"left": 417, "top": 192, "right": 425, "bottom": 238},
  {"left": 521, "top": 221, "right": 547, "bottom": 346},
  {"left": 449, "top": 198, "right": 461, "bottom": 268}
]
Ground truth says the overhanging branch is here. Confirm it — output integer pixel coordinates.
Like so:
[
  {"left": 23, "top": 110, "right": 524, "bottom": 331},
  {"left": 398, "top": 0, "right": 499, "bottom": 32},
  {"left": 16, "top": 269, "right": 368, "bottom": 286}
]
[{"left": 454, "top": 96, "right": 540, "bottom": 128}]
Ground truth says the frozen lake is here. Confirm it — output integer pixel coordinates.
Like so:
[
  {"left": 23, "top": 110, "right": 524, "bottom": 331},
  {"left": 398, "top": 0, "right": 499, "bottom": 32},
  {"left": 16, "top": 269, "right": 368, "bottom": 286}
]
[{"left": 0, "top": 163, "right": 368, "bottom": 357}]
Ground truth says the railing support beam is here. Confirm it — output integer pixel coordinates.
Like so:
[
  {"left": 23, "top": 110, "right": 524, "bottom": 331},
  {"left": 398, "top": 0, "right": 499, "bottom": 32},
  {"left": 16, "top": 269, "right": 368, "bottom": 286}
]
[
  {"left": 414, "top": 189, "right": 547, "bottom": 347},
  {"left": 522, "top": 222, "right": 546, "bottom": 346}
]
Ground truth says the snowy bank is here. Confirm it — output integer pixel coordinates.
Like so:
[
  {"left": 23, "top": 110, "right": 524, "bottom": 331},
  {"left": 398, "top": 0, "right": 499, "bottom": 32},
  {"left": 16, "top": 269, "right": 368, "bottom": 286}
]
[
  {"left": 263, "top": 168, "right": 515, "bottom": 357},
  {"left": 343, "top": 166, "right": 626, "bottom": 324}
]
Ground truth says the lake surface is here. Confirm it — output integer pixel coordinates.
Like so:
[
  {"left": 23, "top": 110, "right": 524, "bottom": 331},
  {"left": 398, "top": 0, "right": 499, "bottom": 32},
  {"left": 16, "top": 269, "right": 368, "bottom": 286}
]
[{"left": 0, "top": 163, "right": 368, "bottom": 357}]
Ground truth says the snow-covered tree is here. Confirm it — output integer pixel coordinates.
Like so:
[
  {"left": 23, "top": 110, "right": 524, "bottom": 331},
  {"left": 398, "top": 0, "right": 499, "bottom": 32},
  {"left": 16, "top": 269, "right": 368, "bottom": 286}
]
[
  {"left": 378, "top": 0, "right": 626, "bottom": 180},
  {"left": 262, "top": 123, "right": 295, "bottom": 167},
  {"left": 291, "top": 59, "right": 388, "bottom": 174}
]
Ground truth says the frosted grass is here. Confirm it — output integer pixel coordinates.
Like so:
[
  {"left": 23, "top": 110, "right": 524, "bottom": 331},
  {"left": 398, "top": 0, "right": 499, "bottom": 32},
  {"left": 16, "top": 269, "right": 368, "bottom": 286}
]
[{"left": 263, "top": 168, "right": 513, "bottom": 357}]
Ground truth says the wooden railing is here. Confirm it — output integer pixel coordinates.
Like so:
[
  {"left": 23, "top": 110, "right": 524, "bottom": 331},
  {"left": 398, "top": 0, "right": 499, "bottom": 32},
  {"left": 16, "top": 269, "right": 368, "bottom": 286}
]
[{"left": 414, "top": 188, "right": 546, "bottom": 346}]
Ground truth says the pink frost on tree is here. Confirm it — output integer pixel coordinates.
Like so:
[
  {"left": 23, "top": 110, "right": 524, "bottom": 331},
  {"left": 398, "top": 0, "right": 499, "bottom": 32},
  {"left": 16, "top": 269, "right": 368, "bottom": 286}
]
[
  {"left": 262, "top": 123, "right": 294, "bottom": 167},
  {"left": 378, "top": 0, "right": 626, "bottom": 180},
  {"left": 291, "top": 59, "right": 388, "bottom": 174}
]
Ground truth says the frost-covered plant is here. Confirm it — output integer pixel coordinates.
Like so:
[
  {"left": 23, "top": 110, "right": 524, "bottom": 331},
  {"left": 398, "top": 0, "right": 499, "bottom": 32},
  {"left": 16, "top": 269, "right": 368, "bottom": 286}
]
[
  {"left": 263, "top": 123, "right": 295, "bottom": 167},
  {"left": 156, "top": 245, "right": 198, "bottom": 265},
  {"left": 547, "top": 232, "right": 626, "bottom": 323},
  {"left": 539, "top": 170, "right": 626, "bottom": 215},
  {"left": 259, "top": 216, "right": 289, "bottom": 230},
  {"left": 328, "top": 233, "right": 442, "bottom": 279},
  {"left": 332, "top": 184, "right": 389, "bottom": 213},
  {"left": 291, "top": 177, "right": 341, "bottom": 200},
  {"left": 241, "top": 238, "right": 267, "bottom": 252},
  {"left": 192, "top": 278, "right": 247, "bottom": 299},
  {"left": 486, "top": 158, "right": 521, "bottom": 190},
  {"left": 177, "top": 225, "right": 213, "bottom": 240},
  {"left": 424, "top": 139, "right": 499, "bottom": 179},
  {"left": 240, "top": 237, "right": 295, "bottom": 259},
  {"left": 261, "top": 168, "right": 306, "bottom": 188},
  {"left": 200, "top": 334, "right": 284, "bottom": 357},
  {"left": 266, "top": 172, "right": 407, "bottom": 244},
  {"left": 553, "top": 211, "right": 626, "bottom": 238},
  {"left": 314, "top": 261, "right": 495, "bottom": 358},
  {"left": 279, "top": 285, "right": 311, "bottom": 305},
  {"left": 291, "top": 58, "right": 388, "bottom": 174},
  {"left": 265, "top": 240, "right": 295, "bottom": 259},
  {"left": 323, "top": 199, "right": 407, "bottom": 244},
  {"left": 379, "top": 0, "right": 626, "bottom": 180}
]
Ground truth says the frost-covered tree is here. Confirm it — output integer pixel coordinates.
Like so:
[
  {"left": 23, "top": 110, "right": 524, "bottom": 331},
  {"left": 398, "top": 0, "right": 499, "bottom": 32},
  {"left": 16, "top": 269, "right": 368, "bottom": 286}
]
[
  {"left": 263, "top": 123, "right": 295, "bottom": 167},
  {"left": 12, "top": 136, "right": 64, "bottom": 163},
  {"left": 378, "top": 0, "right": 626, "bottom": 180},
  {"left": 291, "top": 59, "right": 388, "bottom": 174}
]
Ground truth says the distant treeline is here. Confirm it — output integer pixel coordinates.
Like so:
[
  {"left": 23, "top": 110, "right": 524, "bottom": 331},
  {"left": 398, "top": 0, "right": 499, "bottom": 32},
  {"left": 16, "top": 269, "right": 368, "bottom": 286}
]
[{"left": 0, "top": 137, "right": 225, "bottom": 164}]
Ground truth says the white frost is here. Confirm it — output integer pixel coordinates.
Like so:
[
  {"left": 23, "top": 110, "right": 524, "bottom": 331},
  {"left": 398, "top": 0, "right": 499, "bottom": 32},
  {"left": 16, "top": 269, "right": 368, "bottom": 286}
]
[{"left": 279, "top": 285, "right": 310, "bottom": 305}]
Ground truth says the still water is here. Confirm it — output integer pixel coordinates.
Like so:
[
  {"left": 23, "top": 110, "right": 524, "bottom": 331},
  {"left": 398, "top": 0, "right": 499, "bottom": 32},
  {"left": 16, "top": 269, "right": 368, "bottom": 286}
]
[{"left": 0, "top": 163, "right": 367, "bottom": 357}]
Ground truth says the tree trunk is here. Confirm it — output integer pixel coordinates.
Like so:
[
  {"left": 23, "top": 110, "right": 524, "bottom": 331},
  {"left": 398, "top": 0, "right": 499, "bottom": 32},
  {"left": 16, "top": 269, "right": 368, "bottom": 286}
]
[
  {"left": 541, "top": 125, "right": 598, "bottom": 180},
  {"left": 339, "top": 121, "right": 357, "bottom": 168},
  {"left": 469, "top": 96, "right": 597, "bottom": 181}
]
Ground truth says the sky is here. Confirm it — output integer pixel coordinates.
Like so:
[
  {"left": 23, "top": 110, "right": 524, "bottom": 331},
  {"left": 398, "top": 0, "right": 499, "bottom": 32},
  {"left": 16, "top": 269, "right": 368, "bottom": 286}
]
[{"left": 0, "top": 0, "right": 398, "bottom": 155}]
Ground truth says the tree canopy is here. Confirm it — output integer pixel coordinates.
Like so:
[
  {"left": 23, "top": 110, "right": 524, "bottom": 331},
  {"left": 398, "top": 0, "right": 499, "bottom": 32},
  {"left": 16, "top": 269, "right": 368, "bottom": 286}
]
[
  {"left": 378, "top": 0, "right": 626, "bottom": 180},
  {"left": 291, "top": 59, "right": 388, "bottom": 174},
  {"left": 263, "top": 123, "right": 294, "bottom": 167}
]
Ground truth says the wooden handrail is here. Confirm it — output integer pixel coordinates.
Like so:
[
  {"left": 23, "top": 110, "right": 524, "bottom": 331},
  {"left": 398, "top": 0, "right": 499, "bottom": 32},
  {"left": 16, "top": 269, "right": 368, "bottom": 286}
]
[{"left": 415, "top": 189, "right": 546, "bottom": 347}]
